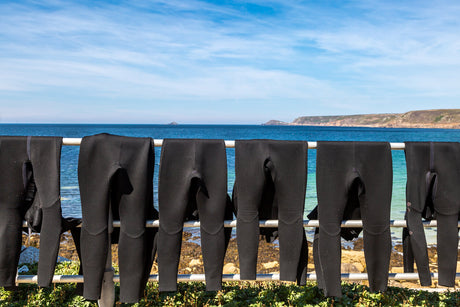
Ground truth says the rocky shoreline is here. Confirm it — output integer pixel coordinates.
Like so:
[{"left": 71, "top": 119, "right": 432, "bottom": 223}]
[
  {"left": 22, "top": 231, "right": 460, "bottom": 290},
  {"left": 264, "top": 109, "right": 460, "bottom": 129}
]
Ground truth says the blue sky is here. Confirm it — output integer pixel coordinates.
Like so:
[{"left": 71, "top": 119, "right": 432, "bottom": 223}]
[{"left": 1, "top": 0, "right": 459, "bottom": 124}]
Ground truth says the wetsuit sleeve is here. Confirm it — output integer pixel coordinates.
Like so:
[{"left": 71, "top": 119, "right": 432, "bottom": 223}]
[
  {"left": 405, "top": 207, "right": 431, "bottom": 286},
  {"left": 307, "top": 207, "right": 325, "bottom": 289},
  {"left": 62, "top": 217, "right": 84, "bottom": 295},
  {"left": 38, "top": 201, "right": 63, "bottom": 287},
  {"left": 30, "top": 137, "right": 63, "bottom": 287},
  {"left": 224, "top": 194, "right": 234, "bottom": 252},
  {"left": 402, "top": 226, "right": 415, "bottom": 273}
]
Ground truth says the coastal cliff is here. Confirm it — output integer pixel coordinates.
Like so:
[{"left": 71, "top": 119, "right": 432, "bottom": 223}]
[{"left": 264, "top": 109, "right": 460, "bottom": 129}]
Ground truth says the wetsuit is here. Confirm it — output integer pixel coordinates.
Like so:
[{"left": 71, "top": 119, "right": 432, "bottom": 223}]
[
  {"left": 158, "top": 139, "right": 228, "bottom": 292},
  {"left": 0, "top": 136, "right": 63, "bottom": 289},
  {"left": 402, "top": 142, "right": 460, "bottom": 287},
  {"left": 234, "top": 140, "right": 308, "bottom": 284},
  {"left": 316, "top": 141, "right": 392, "bottom": 297},
  {"left": 78, "top": 133, "right": 158, "bottom": 303}
]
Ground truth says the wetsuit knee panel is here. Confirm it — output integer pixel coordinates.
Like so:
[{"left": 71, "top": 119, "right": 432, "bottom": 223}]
[
  {"left": 319, "top": 222, "right": 341, "bottom": 237},
  {"left": 81, "top": 223, "right": 108, "bottom": 237},
  {"left": 120, "top": 225, "right": 145, "bottom": 239},
  {"left": 200, "top": 224, "right": 224, "bottom": 236},
  {"left": 198, "top": 208, "right": 226, "bottom": 235},
  {"left": 278, "top": 210, "right": 303, "bottom": 225},
  {"left": 159, "top": 221, "right": 185, "bottom": 235},
  {"left": 237, "top": 210, "right": 259, "bottom": 223},
  {"left": 432, "top": 194, "right": 460, "bottom": 216},
  {"left": 363, "top": 223, "right": 390, "bottom": 236}
]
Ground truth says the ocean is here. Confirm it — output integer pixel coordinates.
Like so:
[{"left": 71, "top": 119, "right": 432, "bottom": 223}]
[{"left": 2, "top": 124, "right": 460, "bottom": 244}]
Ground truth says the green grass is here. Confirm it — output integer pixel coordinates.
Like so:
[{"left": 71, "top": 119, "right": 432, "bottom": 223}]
[{"left": 1, "top": 262, "right": 459, "bottom": 306}]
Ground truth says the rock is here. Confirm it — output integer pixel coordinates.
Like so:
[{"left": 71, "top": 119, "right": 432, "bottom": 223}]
[
  {"left": 262, "top": 261, "right": 279, "bottom": 270},
  {"left": 189, "top": 259, "right": 202, "bottom": 267},
  {"left": 223, "top": 263, "right": 239, "bottom": 274},
  {"left": 390, "top": 267, "right": 405, "bottom": 273},
  {"left": 352, "top": 262, "right": 365, "bottom": 273},
  {"left": 290, "top": 109, "right": 460, "bottom": 129},
  {"left": 342, "top": 250, "right": 366, "bottom": 268},
  {"left": 262, "top": 120, "right": 289, "bottom": 126},
  {"left": 400, "top": 281, "right": 419, "bottom": 288},
  {"left": 19, "top": 246, "right": 69, "bottom": 264},
  {"left": 341, "top": 263, "right": 361, "bottom": 273}
]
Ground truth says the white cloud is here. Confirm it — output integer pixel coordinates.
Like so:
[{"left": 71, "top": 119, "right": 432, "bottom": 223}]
[{"left": 1, "top": 0, "right": 460, "bottom": 123}]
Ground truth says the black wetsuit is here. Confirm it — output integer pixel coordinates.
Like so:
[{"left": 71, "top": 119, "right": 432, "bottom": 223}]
[
  {"left": 157, "top": 139, "right": 228, "bottom": 292},
  {"left": 78, "top": 133, "right": 158, "bottom": 303},
  {"left": 402, "top": 142, "right": 460, "bottom": 287},
  {"left": 234, "top": 140, "right": 308, "bottom": 284},
  {"left": 0, "top": 136, "right": 63, "bottom": 289},
  {"left": 315, "top": 141, "right": 392, "bottom": 297}
]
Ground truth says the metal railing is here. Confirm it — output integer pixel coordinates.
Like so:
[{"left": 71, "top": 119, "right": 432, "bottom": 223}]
[
  {"left": 17, "top": 138, "right": 457, "bottom": 286},
  {"left": 16, "top": 273, "right": 460, "bottom": 284}
]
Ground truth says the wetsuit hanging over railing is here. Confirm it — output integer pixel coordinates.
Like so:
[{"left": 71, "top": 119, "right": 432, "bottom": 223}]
[
  {"left": 78, "top": 134, "right": 158, "bottom": 303},
  {"left": 233, "top": 140, "right": 309, "bottom": 285},
  {"left": 314, "top": 141, "right": 393, "bottom": 297},
  {"left": 403, "top": 142, "right": 460, "bottom": 287},
  {"left": 0, "top": 136, "right": 63, "bottom": 289}
]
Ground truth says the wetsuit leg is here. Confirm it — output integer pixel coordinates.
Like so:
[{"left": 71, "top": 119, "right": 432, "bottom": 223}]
[
  {"left": 30, "top": 137, "right": 64, "bottom": 287},
  {"left": 316, "top": 142, "right": 353, "bottom": 297},
  {"left": 436, "top": 213, "right": 459, "bottom": 287},
  {"left": 158, "top": 140, "right": 196, "bottom": 292},
  {"left": 0, "top": 137, "right": 28, "bottom": 288},
  {"left": 309, "top": 201, "right": 363, "bottom": 291},
  {"left": 297, "top": 230, "right": 308, "bottom": 285},
  {"left": 115, "top": 137, "right": 156, "bottom": 303},
  {"left": 357, "top": 142, "right": 392, "bottom": 293},
  {"left": 195, "top": 140, "right": 227, "bottom": 290},
  {"left": 235, "top": 141, "right": 268, "bottom": 280},
  {"left": 269, "top": 141, "right": 308, "bottom": 283},
  {"left": 79, "top": 135, "right": 119, "bottom": 300},
  {"left": 312, "top": 229, "right": 325, "bottom": 290}
]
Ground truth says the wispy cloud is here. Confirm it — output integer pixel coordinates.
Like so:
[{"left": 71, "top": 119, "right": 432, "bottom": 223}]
[{"left": 1, "top": 0, "right": 460, "bottom": 123}]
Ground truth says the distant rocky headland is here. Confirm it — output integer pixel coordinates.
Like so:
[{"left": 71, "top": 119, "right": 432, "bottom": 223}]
[{"left": 264, "top": 109, "right": 460, "bottom": 129}]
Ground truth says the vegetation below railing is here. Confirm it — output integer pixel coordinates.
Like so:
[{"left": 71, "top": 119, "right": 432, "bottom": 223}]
[{"left": 1, "top": 262, "right": 460, "bottom": 306}]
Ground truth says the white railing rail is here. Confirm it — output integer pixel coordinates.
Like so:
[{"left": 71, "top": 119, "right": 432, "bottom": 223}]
[
  {"left": 63, "top": 138, "right": 406, "bottom": 149},
  {"left": 16, "top": 273, "right": 460, "bottom": 284},
  {"left": 21, "top": 219, "right": 460, "bottom": 228}
]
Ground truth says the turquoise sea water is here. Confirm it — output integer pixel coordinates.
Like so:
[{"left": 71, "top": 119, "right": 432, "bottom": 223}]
[{"left": 2, "top": 124, "right": 460, "bottom": 243}]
